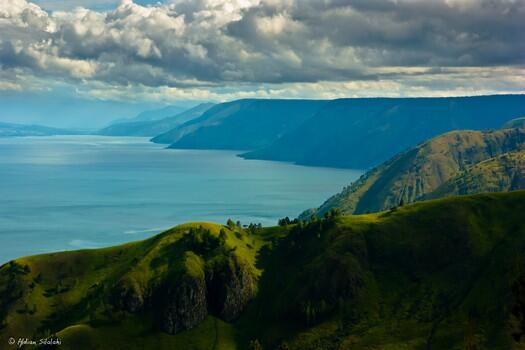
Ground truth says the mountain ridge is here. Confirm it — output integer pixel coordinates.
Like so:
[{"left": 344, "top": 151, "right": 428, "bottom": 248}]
[
  {"left": 303, "top": 127, "right": 525, "bottom": 218},
  {"left": 241, "top": 94, "right": 525, "bottom": 169},
  {"left": 151, "top": 99, "right": 327, "bottom": 150},
  {"left": 109, "top": 105, "right": 188, "bottom": 125},
  {"left": 97, "top": 103, "right": 214, "bottom": 137}
]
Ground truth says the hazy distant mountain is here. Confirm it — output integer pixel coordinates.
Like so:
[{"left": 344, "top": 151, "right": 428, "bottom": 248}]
[
  {"left": 0, "top": 122, "right": 76, "bottom": 137},
  {"left": 151, "top": 99, "right": 327, "bottom": 150},
  {"left": 0, "top": 92, "right": 166, "bottom": 129},
  {"left": 97, "top": 103, "right": 214, "bottom": 137},
  {"left": 110, "top": 105, "right": 188, "bottom": 125},
  {"left": 304, "top": 127, "right": 525, "bottom": 217},
  {"left": 242, "top": 95, "right": 525, "bottom": 169}
]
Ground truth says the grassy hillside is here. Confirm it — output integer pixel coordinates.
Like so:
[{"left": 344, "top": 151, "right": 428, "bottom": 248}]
[
  {"left": 97, "top": 103, "right": 214, "bottom": 137},
  {"left": 503, "top": 117, "right": 525, "bottom": 129},
  {"left": 2, "top": 192, "right": 525, "bottom": 349},
  {"left": 424, "top": 151, "right": 525, "bottom": 200},
  {"left": 151, "top": 99, "right": 327, "bottom": 150},
  {"left": 0, "top": 221, "right": 271, "bottom": 349},
  {"left": 305, "top": 128, "right": 525, "bottom": 217},
  {"left": 241, "top": 95, "right": 525, "bottom": 169}
]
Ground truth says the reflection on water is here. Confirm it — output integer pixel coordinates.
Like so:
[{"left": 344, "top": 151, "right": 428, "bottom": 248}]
[{"left": 0, "top": 135, "right": 362, "bottom": 263}]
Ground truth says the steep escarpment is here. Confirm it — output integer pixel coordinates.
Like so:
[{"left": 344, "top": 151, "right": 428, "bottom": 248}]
[
  {"left": 242, "top": 94, "right": 525, "bottom": 169},
  {"left": 304, "top": 127, "right": 525, "bottom": 217},
  {"left": 151, "top": 99, "right": 327, "bottom": 150}
]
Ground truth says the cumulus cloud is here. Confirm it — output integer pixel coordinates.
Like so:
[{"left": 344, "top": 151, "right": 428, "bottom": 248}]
[{"left": 0, "top": 0, "right": 524, "bottom": 100}]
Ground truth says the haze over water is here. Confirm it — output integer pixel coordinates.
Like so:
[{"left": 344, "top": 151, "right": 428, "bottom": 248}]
[{"left": 0, "top": 136, "right": 361, "bottom": 263}]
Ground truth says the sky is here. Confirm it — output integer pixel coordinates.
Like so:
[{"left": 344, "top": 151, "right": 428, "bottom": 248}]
[{"left": 0, "top": 0, "right": 524, "bottom": 127}]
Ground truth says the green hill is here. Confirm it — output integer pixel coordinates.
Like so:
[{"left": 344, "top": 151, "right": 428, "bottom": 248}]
[
  {"left": 304, "top": 128, "right": 525, "bottom": 217},
  {"left": 241, "top": 95, "right": 525, "bottom": 169},
  {"left": 503, "top": 117, "right": 525, "bottom": 129},
  {"left": 0, "top": 221, "right": 267, "bottom": 349},
  {"left": 2, "top": 192, "right": 525, "bottom": 349},
  {"left": 151, "top": 99, "right": 327, "bottom": 150},
  {"left": 97, "top": 103, "right": 214, "bottom": 137}
]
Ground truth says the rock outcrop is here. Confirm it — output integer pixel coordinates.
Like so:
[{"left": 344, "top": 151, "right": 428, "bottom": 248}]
[
  {"left": 206, "top": 255, "right": 255, "bottom": 321},
  {"left": 161, "top": 273, "right": 208, "bottom": 334},
  {"left": 110, "top": 252, "right": 255, "bottom": 335},
  {"left": 110, "top": 278, "right": 144, "bottom": 313}
]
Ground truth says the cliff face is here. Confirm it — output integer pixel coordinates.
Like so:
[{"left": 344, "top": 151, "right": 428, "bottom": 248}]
[
  {"left": 161, "top": 273, "right": 208, "bottom": 334},
  {"left": 111, "top": 277, "right": 145, "bottom": 313},
  {"left": 157, "top": 254, "right": 255, "bottom": 334},
  {"left": 242, "top": 95, "right": 525, "bottom": 169},
  {"left": 206, "top": 255, "right": 255, "bottom": 322},
  {"left": 106, "top": 226, "right": 256, "bottom": 335},
  {"left": 152, "top": 99, "right": 327, "bottom": 149}
]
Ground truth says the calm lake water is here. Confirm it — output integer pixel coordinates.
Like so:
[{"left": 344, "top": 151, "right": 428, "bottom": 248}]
[{"left": 0, "top": 136, "right": 362, "bottom": 263}]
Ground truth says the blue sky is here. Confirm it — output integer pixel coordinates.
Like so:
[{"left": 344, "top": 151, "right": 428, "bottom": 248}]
[
  {"left": 32, "top": 0, "right": 162, "bottom": 11},
  {"left": 0, "top": 0, "right": 524, "bottom": 127}
]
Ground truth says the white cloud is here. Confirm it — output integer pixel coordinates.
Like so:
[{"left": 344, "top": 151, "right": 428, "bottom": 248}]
[
  {"left": 0, "top": 0, "right": 523, "bottom": 102},
  {"left": 0, "top": 80, "right": 22, "bottom": 90}
]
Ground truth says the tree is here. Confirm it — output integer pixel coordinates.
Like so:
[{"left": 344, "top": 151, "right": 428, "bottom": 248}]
[
  {"left": 330, "top": 208, "right": 342, "bottom": 217},
  {"left": 248, "top": 223, "right": 261, "bottom": 235},
  {"left": 186, "top": 226, "right": 224, "bottom": 253},
  {"left": 226, "top": 218, "right": 235, "bottom": 229},
  {"left": 278, "top": 216, "right": 292, "bottom": 226},
  {"left": 248, "top": 339, "right": 263, "bottom": 350},
  {"left": 219, "top": 229, "right": 227, "bottom": 243},
  {"left": 278, "top": 342, "right": 290, "bottom": 350}
]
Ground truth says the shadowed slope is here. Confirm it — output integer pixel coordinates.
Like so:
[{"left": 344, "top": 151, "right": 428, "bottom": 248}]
[
  {"left": 151, "top": 99, "right": 327, "bottom": 150},
  {"left": 242, "top": 95, "right": 525, "bottom": 169}
]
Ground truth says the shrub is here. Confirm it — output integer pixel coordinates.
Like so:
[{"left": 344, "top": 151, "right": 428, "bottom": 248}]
[
  {"left": 249, "top": 339, "right": 263, "bottom": 350},
  {"left": 185, "top": 226, "right": 226, "bottom": 254}
]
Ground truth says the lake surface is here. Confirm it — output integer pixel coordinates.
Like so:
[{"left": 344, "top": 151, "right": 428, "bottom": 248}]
[{"left": 0, "top": 136, "right": 362, "bottom": 263}]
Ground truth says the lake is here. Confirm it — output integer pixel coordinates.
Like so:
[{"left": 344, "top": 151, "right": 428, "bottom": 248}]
[{"left": 0, "top": 136, "right": 362, "bottom": 263}]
